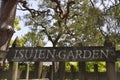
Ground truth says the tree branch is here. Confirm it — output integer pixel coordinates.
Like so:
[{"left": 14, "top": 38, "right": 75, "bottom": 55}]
[
  {"left": 53, "top": 33, "right": 62, "bottom": 47},
  {"left": 90, "top": 0, "right": 95, "bottom": 8},
  {"left": 62, "top": 1, "right": 75, "bottom": 20},
  {"left": 18, "top": 0, "right": 47, "bottom": 17}
]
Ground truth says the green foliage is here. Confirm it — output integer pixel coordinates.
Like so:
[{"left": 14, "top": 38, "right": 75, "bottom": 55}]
[
  {"left": 86, "top": 62, "right": 95, "bottom": 72},
  {"left": 65, "top": 62, "right": 71, "bottom": 72},
  {"left": 65, "top": 62, "right": 79, "bottom": 72},
  {"left": 10, "top": 37, "right": 25, "bottom": 47},
  {"left": 86, "top": 62, "right": 106, "bottom": 72},
  {"left": 14, "top": 18, "right": 21, "bottom": 31},
  {"left": 18, "top": 62, "right": 34, "bottom": 71},
  {"left": 65, "top": 62, "right": 106, "bottom": 72},
  {"left": 116, "top": 45, "right": 120, "bottom": 50},
  {"left": 3, "top": 63, "right": 9, "bottom": 71},
  {"left": 19, "top": 63, "right": 26, "bottom": 71},
  {"left": 1, "top": 79, "right": 7, "bottom": 80},
  {"left": 98, "top": 62, "right": 106, "bottom": 72},
  {"left": 116, "top": 61, "right": 120, "bottom": 72}
]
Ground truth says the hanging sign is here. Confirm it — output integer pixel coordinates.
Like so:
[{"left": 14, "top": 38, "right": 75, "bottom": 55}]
[{"left": 7, "top": 47, "right": 116, "bottom": 62}]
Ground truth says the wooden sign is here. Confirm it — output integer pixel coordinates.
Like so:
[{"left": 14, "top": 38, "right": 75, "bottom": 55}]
[{"left": 7, "top": 47, "right": 116, "bottom": 62}]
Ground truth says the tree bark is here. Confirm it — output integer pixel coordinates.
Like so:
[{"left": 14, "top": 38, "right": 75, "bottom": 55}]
[
  {"left": 0, "top": 0, "right": 18, "bottom": 68},
  {"left": 0, "top": 0, "right": 18, "bottom": 51}
]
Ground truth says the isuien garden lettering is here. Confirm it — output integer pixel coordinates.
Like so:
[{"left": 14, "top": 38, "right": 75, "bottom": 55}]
[{"left": 7, "top": 47, "right": 116, "bottom": 62}]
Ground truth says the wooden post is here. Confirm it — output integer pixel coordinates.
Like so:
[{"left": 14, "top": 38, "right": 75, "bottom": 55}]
[
  {"left": 7, "top": 62, "right": 13, "bottom": 79},
  {"left": 12, "top": 62, "right": 18, "bottom": 80},
  {"left": 70, "top": 65, "right": 75, "bottom": 80},
  {"left": 106, "top": 61, "right": 117, "bottom": 80},
  {"left": 59, "top": 62, "right": 65, "bottom": 80},
  {"left": 94, "top": 64, "right": 99, "bottom": 80},
  {"left": 51, "top": 62, "right": 59, "bottom": 80},
  {"left": 26, "top": 63, "right": 29, "bottom": 80},
  {"left": 38, "top": 62, "right": 43, "bottom": 78},
  {"left": 33, "top": 62, "right": 38, "bottom": 78},
  {"left": 34, "top": 62, "right": 43, "bottom": 79},
  {"left": 78, "top": 61, "right": 86, "bottom": 80},
  {"left": 49, "top": 65, "right": 53, "bottom": 80},
  {"left": 19, "top": 64, "right": 27, "bottom": 79},
  {"left": 53, "top": 62, "right": 56, "bottom": 80}
]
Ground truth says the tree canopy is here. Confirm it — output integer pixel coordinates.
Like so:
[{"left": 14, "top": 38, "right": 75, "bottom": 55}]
[{"left": 15, "top": 0, "right": 120, "bottom": 48}]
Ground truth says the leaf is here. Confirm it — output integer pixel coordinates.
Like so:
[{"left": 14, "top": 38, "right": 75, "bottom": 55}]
[{"left": 14, "top": 18, "right": 21, "bottom": 31}]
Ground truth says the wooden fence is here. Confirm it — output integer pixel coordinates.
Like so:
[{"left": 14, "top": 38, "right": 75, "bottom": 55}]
[
  {"left": 0, "top": 61, "right": 120, "bottom": 80},
  {"left": 0, "top": 45, "right": 120, "bottom": 80}
]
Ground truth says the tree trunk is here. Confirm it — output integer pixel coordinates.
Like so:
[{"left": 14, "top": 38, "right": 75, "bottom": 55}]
[
  {"left": 0, "top": 0, "right": 18, "bottom": 68},
  {"left": 0, "top": 0, "right": 18, "bottom": 51}
]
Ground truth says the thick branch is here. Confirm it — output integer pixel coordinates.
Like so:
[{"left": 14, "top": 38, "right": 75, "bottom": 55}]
[{"left": 18, "top": 0, "right": 47, "bottom": 17}]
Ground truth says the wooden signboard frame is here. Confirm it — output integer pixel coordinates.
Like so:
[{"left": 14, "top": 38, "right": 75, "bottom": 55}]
[{"left": 7, "top": 46, "right": 116, "bottom": 62}]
